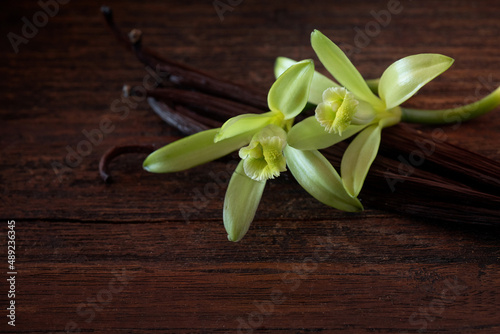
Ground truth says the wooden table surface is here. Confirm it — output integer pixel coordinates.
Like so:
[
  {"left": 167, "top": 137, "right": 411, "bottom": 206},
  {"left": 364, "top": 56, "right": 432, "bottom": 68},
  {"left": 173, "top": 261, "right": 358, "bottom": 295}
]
[{"left": 1, "top": 0, "right": 499, "bottom": 333}]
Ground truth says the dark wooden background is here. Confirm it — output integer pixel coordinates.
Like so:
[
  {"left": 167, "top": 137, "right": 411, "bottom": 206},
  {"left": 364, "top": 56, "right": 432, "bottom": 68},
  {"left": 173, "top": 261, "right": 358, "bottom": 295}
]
[{"left": 1, "top": 0, "right": 499, "bottom": 332}]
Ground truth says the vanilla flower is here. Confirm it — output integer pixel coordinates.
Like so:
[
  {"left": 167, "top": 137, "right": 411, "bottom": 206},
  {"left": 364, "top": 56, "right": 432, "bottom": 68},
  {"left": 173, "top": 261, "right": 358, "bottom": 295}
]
[
  {"left": 144, "top": 59, "right": 362, "bottom": 242},
  {"left": 239, "top": 125, "right": 287, "bottom": 181},
  {"left": 276, "top": 29, "right": 454, "bottom": 197},
  {"left": 141, "top": 27, "right": 500, "bottom": 243},
  {"left": 315, "top": 87, "right": 360, "bottom": 135}
]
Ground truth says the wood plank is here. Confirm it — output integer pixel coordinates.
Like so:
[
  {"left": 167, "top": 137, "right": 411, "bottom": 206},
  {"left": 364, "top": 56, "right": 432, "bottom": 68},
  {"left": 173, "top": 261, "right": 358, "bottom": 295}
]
[{"left": 1, "top": 0, "right": 499, "bottom": 332}]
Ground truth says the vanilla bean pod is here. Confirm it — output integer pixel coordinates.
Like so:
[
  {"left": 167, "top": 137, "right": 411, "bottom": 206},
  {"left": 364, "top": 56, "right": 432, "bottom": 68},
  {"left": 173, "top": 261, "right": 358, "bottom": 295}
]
[
  {"left": 99, "top": 144, "right": 156, "bottom": 183},
  {"left": 99, "top": 97, "right": 235, "bottom": 181},
  {"left": 99, "top": 98, "right": 215, "bottom": 182},
  {"left": 102, "top": 8, "right": 500, "bottom": 224},
  {"left": 101, "top": 6, "right": 268, "bottom": 110},
  {"left": 145, "top": 92, "right": 500, "bottom": 223},
  {"left": 102, "top": 90, "right": 500, "bottom": 223},
  {"left": 364, "top": 172, "right": 500, "bottom": 225},
  {"left": 132, "top": 87, "right": 264, "bottom": 122},
  {"left": 147, "top": 97, "right": 216, "bottom": 133},
  {"left": 147, "top": 93, "right": 500, "bottom": 223},
  {"left": 379, "top": 125, "right": 500, "bottom": 196},
  {"left": 323, "top": 147, "right": 500, "bottom": 225}
]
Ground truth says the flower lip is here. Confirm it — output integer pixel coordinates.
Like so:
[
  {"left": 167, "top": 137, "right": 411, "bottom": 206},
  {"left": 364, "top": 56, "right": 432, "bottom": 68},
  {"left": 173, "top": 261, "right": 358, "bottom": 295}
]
[
  {"left": 315, "top": 87, "right": 359, "bottom": 135},
  {"left": 239, "top": 125, "right": 287, "bottom": 181}
]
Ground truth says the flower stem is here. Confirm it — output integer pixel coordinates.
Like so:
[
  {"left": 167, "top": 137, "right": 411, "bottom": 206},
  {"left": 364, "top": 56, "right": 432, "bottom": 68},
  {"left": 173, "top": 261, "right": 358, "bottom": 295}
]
[
  {"left": 401, "top": 87, "right": 500, "bottom": 124},
  {"left": 378, "top": 107, "right": 402, "bottom": 128}
]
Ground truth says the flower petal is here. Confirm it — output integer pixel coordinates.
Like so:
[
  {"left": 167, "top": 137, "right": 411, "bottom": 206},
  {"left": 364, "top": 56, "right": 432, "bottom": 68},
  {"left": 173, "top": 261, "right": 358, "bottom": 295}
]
[
  {"left": 316, "top": 87, "right": 360, "bottom": 135},
  {"left": 268, "top": 59, "right": 315, "bottom": 119},
  {"left": 239, "top": 125, "right": 288, "bottom": 181},
  {"left": 274, "top": 56, "right": 339, "bottom": 105},
  {"left": 341, "top": 124, "right": 382, "bottom": 197},
  {"left": 378, "top": 53, "right": 454, "bottom": 109},
  {"left": 311, "top": 30, "right": 384, "bottom": 109},
  {"left": 224, "top": 161, "right": 266, "bottom": 242},
  {"left": 215, "top": 112, "right": 277, "bottom": 142},
  {"left": 284, "top": 145, "right": 363, "bottom": 212},
  {"left": 287, "top": 116, "right": 368, "bottom": 150},
  {"left": 143, "top": 128, "right": 250, "bottom": 173}
]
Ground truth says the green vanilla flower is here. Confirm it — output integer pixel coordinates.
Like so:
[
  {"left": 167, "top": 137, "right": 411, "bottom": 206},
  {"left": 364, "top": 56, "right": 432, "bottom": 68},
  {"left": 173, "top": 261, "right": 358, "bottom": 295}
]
[
  {"left": 222, "top": 55, "right": 364, "bottom": 241},
  {"left": 144, "top": 59, "right": 362, "bottom": 242},
  {"left": 144, "top": 29, "right": 500, "bottom": 243},
  {"left": 143, "top": 60, "right": 314, "bottom": 176},
  {"left": 276, "top": 29, "right": 456, "bottom": 197},
  {"left": 315, "top": 87, "right": 361, "bottom": 135},
  {"left": 239, "top": 124, "right": 287, "bottom": 181},
  {"left": 214, "top": 59, "right": 315, "bottom": 143}
]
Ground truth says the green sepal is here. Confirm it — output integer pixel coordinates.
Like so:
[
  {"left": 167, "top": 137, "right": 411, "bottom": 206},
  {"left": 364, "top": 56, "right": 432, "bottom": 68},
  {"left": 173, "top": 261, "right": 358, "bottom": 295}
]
[
  {"left": 274, "top": 56, "right": 339, "bottom": 105},
  {"left": 284, "top": 145, "right": 363, "bottom": 212},
  {"left": 223, "top": 161, "right": 266, "bottom": 242},
  {"left": 310, "top": 30, "right": 384, "bottom": 110},
  {"left": 268, "top": 59, "right": 315, "bottom": 119},
  {"left": 341, "top": 124, "right": 382, "bottom": 197},
  {"left": 143, "top": 128, "right": 251, "bottom": 173},
  {"left": 215, "top": 112, "right": 278, "bottom": 143},
  {"left": 378, "top": 53, "right": 454, "bottom": 109},
  {"left": 287, "top": 116, "right": 368, "bottom": 150}
]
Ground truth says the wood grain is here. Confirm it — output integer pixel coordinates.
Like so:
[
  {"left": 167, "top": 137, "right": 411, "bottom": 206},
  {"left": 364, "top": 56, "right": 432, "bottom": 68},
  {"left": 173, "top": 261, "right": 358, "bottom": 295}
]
[{"left": 1, "top": 0, "right": 499, "bottom": 332}]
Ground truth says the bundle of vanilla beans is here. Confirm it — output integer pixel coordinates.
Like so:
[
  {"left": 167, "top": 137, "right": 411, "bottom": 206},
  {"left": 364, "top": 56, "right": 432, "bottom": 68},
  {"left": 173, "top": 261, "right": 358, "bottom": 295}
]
[{"left": 100, "top": 7, "right": 500, "bottom": 225}]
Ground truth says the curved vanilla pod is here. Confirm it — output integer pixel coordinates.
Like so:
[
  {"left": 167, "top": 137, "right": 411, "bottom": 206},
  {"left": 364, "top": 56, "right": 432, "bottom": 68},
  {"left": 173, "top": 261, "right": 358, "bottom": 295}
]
[{"left": 99, "top": 144, "right": 156, "bottom": 183}]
